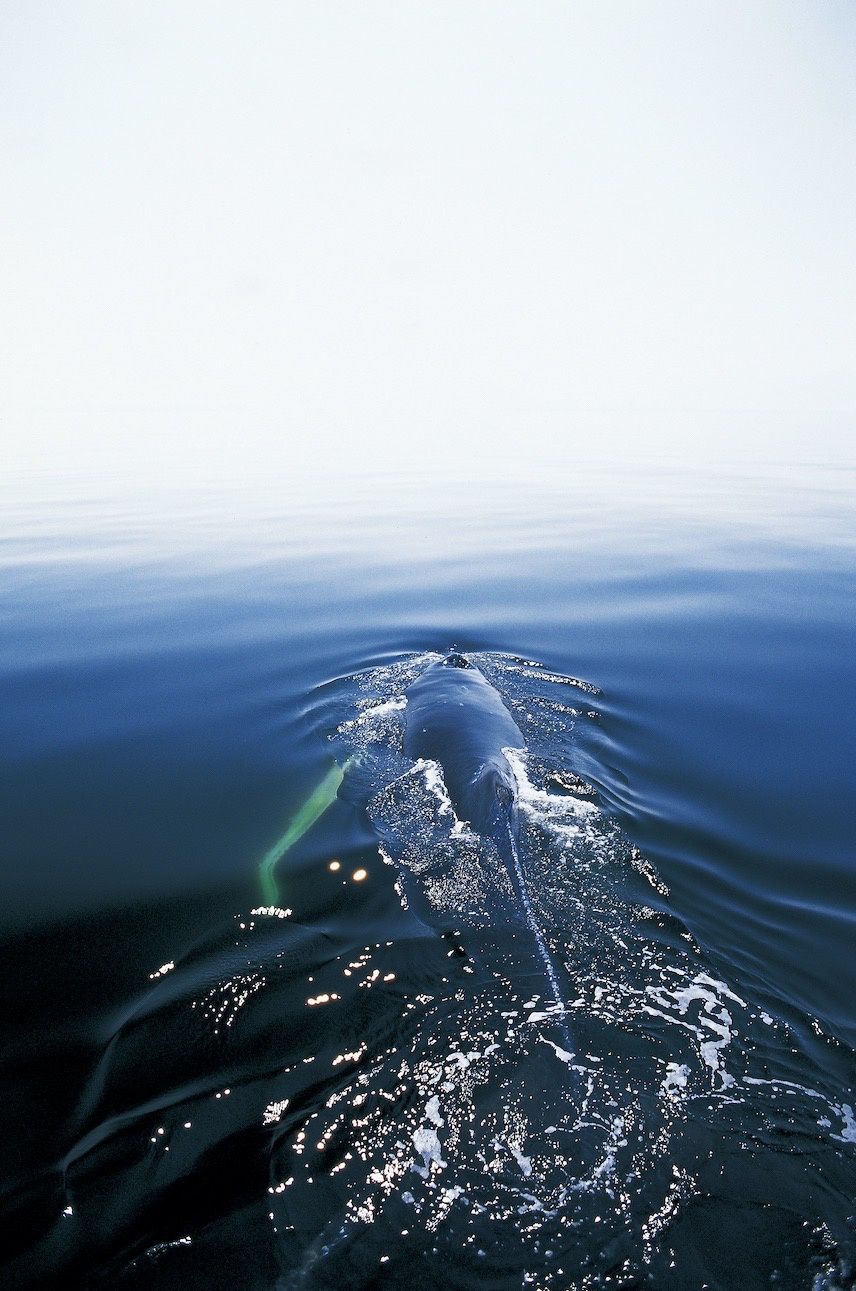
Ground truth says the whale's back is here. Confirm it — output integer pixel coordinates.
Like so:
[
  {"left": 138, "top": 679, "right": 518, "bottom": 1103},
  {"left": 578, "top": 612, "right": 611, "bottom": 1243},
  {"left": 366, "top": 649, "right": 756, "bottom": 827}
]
[{"left": 404, "top": 656, "right": 523, "bottom": 834}]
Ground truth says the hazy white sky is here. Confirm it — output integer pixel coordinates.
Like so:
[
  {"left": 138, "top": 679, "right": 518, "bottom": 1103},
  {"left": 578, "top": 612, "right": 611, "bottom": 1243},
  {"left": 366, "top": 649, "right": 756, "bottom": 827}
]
[{"left": 2, "top": 1, "right": 854, "bottom": 482}]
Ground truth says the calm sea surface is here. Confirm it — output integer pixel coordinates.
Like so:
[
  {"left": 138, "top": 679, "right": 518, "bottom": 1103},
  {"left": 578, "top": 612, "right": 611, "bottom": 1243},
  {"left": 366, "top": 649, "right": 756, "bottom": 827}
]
[{"left": 1, "top": 458, "right": 855, "bottom": 1289}]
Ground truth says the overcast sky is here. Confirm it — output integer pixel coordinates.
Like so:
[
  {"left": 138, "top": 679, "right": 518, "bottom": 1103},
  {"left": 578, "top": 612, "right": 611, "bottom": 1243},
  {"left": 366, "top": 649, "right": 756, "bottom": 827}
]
[{"left": 2, "top": 1, "right": 854, "bottom": 483}]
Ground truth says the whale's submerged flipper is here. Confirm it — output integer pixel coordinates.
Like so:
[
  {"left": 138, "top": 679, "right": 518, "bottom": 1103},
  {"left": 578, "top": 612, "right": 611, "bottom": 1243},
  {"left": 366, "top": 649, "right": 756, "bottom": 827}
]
[
  {"left": 258, "top": 756, "right": 356, "bottom": 904},
  {"left": 404, "top": 654, "right": 574, "bottom": 1056}
]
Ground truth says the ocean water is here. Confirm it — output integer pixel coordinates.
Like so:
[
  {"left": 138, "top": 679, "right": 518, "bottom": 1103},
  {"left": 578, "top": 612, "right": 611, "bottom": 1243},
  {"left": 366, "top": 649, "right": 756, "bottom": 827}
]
[{"left": 1, "top": 458, "right": 855, "bottom": 1290}]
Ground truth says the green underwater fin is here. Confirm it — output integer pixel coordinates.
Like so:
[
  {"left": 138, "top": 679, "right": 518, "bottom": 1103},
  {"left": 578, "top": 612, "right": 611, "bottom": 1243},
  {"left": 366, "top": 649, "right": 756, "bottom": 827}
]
[{"left": 258, "top": 756, "right": 356, "bottom": 905}]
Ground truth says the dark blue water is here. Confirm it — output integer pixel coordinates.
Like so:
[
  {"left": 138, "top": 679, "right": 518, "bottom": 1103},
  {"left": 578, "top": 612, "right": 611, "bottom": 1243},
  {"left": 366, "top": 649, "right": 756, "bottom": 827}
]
[{"left": 2, "top": 460, "right": 855, "bottom": 1289}]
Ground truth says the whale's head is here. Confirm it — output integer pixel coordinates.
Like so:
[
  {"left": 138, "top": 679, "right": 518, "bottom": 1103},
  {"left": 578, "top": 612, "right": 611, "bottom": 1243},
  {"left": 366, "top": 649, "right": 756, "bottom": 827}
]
[{"left": 443, "top": 652, "right": 471, "bottom": 669}]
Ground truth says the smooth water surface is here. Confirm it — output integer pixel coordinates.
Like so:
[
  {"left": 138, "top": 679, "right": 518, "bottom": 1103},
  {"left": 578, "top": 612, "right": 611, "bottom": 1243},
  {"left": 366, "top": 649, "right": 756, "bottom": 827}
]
[{"left": 1, "top": 459, "right": 854, "bottom": 1289}]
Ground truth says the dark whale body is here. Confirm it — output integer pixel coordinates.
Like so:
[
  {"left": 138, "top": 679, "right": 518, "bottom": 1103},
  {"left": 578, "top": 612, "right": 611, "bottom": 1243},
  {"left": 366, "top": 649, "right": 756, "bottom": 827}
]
[
  {"left": 404, "top": 654, "right": 574, "bottom": 1055},
  {"left": 404, "top": 653, "right": 523, "bottom": 839}
]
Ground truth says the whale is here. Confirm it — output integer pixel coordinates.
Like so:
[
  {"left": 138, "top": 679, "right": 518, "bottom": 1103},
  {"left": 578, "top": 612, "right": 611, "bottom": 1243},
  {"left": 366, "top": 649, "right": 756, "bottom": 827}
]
[
  {"left": 404, "top": 652, "right": 574, "bottom": 1055},
  {"left": 255, "top": 651, "right": 574, "bottom": 1055}
]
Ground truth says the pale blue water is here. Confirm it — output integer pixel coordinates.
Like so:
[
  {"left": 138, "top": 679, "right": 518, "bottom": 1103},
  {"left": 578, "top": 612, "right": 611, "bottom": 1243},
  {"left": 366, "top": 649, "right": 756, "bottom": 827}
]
[{"left": 1, "top": 458, "right": 855, "bottom": 1288}]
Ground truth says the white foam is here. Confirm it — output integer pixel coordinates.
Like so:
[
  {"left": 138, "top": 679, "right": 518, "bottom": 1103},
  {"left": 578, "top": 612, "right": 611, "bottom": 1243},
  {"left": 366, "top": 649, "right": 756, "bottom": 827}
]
[
  {"left": 831, "top": 1103, "right": 856, "bottom": 1144},
  {"left": 509, "top": 1144, "right": 532, "bottom": 1177},
  {"left": 592, "top": 1116, "right": 626, "bottom": 1181},
  {"left": 744, "top": 1076, "right": 824, "bottom": 1100},
  {"left": 645, "top": 974, "right": 738, "bottom": 1088},
  {"left": 741, "top": 1079, "right": 856, "bottom": 1144},
  {"left": 412, "top": 1126, "right": 446, "bottom": 1178},
  {"left": 661, "top": 1063, "right": 690, "bottom": 1097},
  {"left": 425, "top": 1095, "right": 444, "bottom": 1127},
  {"left": 505, "top": 748, "right": 599, "bottom": 823},
  {"left": 504, "top": 748, "right": 605, "bottom": 855},
  {"left": 397, "top": 758, "right": 474, "bottom": 840},
  {"left": 339, "top": 695, "right": 407, "bottom": 734},
  {"left": 417, "top": 759, "right": 454, "bottom": 816},
  {"left": 542, "top": 1039, "right": 576, "bottom": 1064}
]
